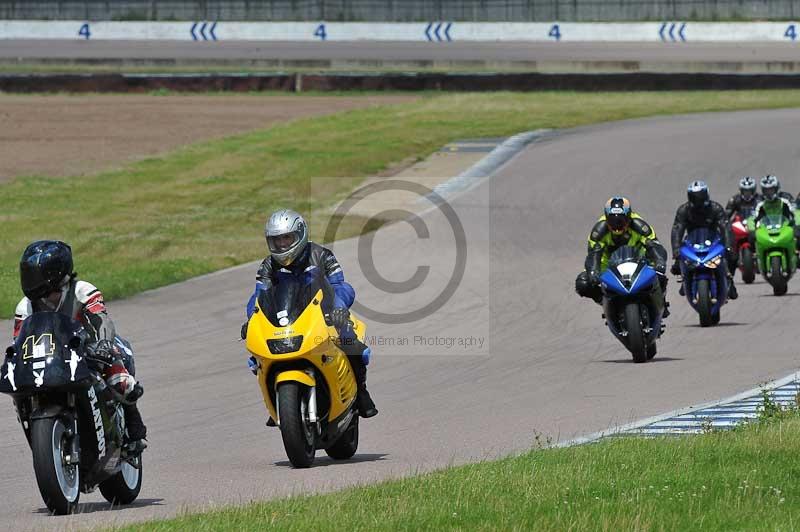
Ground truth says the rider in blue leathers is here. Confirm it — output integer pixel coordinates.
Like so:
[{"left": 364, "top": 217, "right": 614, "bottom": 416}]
[{"left": 243, "top": 209, "right": 377, "bottom": 419}]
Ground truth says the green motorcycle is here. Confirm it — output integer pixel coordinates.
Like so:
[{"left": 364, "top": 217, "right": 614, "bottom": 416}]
[{"left": 755, "top": 214, "right": 797, "bottom": 296}]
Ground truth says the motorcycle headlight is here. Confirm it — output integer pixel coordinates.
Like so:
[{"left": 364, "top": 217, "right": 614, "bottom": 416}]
[
  {"left": 705, "top": 256, "right": 722, "bottom": 269},
  {"left": 267, "top": 335, "right": 303, "bottom": 354}
]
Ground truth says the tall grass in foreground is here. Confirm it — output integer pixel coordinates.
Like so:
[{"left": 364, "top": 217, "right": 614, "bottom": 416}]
[
  {"left": 3, "top": 91, "right": 800, "bottom": 316},
  {"left": 119, "top": 406, "right": 800, "bottom": 531}
]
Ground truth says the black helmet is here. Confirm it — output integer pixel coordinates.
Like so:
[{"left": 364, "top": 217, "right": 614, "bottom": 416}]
[
  {"left": 19, "top": 240, "right": 73, "bottom": 301},
  {"left": 687, "top": 180, "right": 710, "bottom": 209},
  {"left": 739, "top": 177, "right": 756, "bottom": 201},
  {"left": 604, "top": 196, "right": 632, "bottom": 235}
]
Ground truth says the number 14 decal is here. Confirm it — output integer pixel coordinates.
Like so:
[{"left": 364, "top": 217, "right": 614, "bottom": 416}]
[{"left": 22, "top": 334, "right": 55, "bottom": 360}]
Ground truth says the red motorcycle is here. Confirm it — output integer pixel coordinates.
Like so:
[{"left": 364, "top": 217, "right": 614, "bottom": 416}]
[{"left": 731, "top": 211, "right": 757, "bottom": 284}]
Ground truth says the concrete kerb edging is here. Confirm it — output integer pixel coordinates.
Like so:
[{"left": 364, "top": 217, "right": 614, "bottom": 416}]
[
  {"left": 417, "top": 129, "right": 553, "bottom": 214},
  {"left": 557, "top": 370, "right": 800, "bottom": 448}
]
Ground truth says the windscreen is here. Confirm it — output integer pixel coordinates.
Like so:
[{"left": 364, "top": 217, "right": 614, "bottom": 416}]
[
  {"left": 685, "top": 228, "right": 719, "bottom": 249},
  {"left": 762, "top": 214, "right": 786, "bottom": 230},
  {"left": 14, "top": 311, "right": 85, "bottom": 360},
  {"left": 257, "top": 269, "right": 334, "bottom": 327},
  {"left": 607, "top": 246, "right": 643, "bottom": 269}
]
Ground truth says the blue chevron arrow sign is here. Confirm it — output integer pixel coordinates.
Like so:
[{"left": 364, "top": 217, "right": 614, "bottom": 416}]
[
  {"left": 659, "top": 21, "right": 687, "bottom": 42},
  {"left": 191, "top": 21, "right": 218, "bottom": 41},
  {"left": 425, "top": 21, "right": 453, "bottom": 42}
]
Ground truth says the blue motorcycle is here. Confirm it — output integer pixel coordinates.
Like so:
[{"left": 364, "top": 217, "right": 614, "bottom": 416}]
[
  {"left": 679, "top": 228, "right": 728, "bottom": 327},
  {"left": 600, "top": 246, "right": 665, "bottom": 363}
]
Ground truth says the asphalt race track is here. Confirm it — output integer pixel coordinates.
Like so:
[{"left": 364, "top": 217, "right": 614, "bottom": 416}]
[
  {"left": 4, "top": 40, "right": 800, "bottom": 63},
  {"left": 2, "top": 109, "right": 800, "bottom": 529}
]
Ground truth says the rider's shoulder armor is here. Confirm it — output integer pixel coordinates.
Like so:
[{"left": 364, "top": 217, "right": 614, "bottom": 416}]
[
  {"left": 629, "top": 215, "right": 653, "bottom": 238},
  {"left": 14, "top": 297, "right": 32, "bottom": 321},
  {"left": 588, "top": 219, "right": 608, "bottom": 244}
]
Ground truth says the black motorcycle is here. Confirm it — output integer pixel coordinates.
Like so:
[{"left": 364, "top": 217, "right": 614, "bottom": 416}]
[{"left": 0, "top": 312, "right": 142, "bottom": 515}]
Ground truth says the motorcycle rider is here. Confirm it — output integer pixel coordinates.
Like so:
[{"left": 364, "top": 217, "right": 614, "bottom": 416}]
[
  {"left": 575, "top": 197, "right": 670, "bottom": 316},
  {"left": 243, "top": 209, "right": 378, "bottom": 419},
  {"left": 753, "top": 175, "right": 800, "bottom": 250},
  {"left": 13, "top": 240, "right": 147, "bottom": 454},
  {"left": 725, "top": 176, "right": 761, "bottom": 221},
  {"left": 670, "top": 180, "right": 738, "bottom": 300}
]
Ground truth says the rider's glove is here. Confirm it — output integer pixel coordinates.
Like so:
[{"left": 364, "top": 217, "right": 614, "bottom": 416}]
[
  {"left": 86, "top": 339, "right": 114, "bottom": 362},
  {"left": 588, "top": 271, "right": 600, "bottom": 286},
  {"left": 240, "top": 321, "right": 248, "bottom": 340},
  {"left": 670, "top": 260, "right": 681, "bottom": 276},
  {"left": 329, "top": 307, "right": 351, "bottom": 330}
]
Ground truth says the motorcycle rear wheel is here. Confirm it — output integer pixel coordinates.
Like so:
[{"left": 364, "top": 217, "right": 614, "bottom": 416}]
[
  {"left": 771, "top": 256, "right": 788, "bottom": 296},
  {"left": 741, "top": 247, "right": 755, "bottom": 284},
  {"left": 325, "top": 414, "right": 359, "bottom": 460},
  {"left": 646, "top": 341, "right": 657, "bottom": 360},
  {"left": 697, "top": 279, "right": 714, "bottom": 327},
  {"left": 31, "top": 416, "right": 80, "bottom": 515},
  {"left": 624, "top": 303, "right": 647, "bottom": 363},
  {"left": 99, "top": 455, "right": 142, "bottom": 505},
  {"left": 278, "top": 382, "right": 316, "bottom": 468}
]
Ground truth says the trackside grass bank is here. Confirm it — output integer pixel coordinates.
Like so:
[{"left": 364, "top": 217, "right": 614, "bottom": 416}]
[
  {"left": 3, "top": 91, "right": 800, "bottom": 317},
  {"left": 119, "top": 411, "right": 800, "bottom": 531}
]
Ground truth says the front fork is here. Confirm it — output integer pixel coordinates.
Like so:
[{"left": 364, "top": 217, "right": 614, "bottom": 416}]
[{"left": 63, "top": 393, "right": 80, "bottom": 467}]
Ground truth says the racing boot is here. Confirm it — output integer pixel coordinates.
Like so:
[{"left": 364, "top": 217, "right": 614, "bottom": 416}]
[
  {"left": 728, "top": 274, "right": 739, "bottom": 300},
  {"left": 349, "top": 359, "right": 378, "bottom": 418},
  {"left": 658, "top": 274, "right": 670, "bottom": 318},
  {"left": 338, "top": 331, "right": 378, "bottom": 418},
  {"left": 123, "top": 403, "right": 148, "bottom": 457}
]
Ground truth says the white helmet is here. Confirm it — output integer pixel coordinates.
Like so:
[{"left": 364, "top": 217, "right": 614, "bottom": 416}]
[{"left": 265, "top": 209, "right": 308, "bottom": 267}]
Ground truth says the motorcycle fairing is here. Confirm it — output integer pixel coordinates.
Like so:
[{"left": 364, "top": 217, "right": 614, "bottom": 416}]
[
  {"left": 0, "top": 313, "right": 93, "bottom": 395},
  {"left": 246, "top": 272, "right": 365, "bottom": 424}
]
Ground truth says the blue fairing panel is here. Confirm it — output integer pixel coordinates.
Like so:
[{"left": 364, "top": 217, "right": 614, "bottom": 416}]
[{"left": 630, "top": 267, "right": 657, "bottom": 293}]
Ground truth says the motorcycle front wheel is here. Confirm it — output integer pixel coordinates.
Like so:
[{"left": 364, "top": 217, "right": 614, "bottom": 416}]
[
  {"left": 697, "top": 279, "right": 714, "bottom": 327},
  {"left": 278, "top": 382, "right": 316, "bottom": 468},
  {"left": 771, "top": 256, "right": 788, "bottom": 296},
  {"left": 31, "top": 415, "right": 80, "bottom": 515},
  {"left": 624, "top": 303, "right": 647, "bottom": 363}
]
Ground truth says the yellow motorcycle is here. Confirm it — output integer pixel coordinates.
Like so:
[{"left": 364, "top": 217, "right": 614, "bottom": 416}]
[{"left": 244, "top": 271, "right": 365, "bottom": 468}]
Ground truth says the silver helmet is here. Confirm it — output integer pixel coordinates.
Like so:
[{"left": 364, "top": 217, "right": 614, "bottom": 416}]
[
  {"left": 761, "top": 175, "right": 780, "bottom": 200},
  {"left": 265, "top": 209, "right": 308, "bottom": 267},
  {"left": 739, "top": 176, "right": 756, "bottom": 200}
]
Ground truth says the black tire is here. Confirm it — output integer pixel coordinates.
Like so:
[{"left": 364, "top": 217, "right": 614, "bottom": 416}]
[
  {"left": 712, "top": 311, "right": 721, "bottom": 325},
  {"left": 697, "top": 279, "right": 713, "bottom": 327},
  {"left": 325, "top": 415, "right": 359, "bottom": 460},
  {"left": 278, "top": 382, "right": 316, "bottom": 468},
  {"left": 771, "top": 256, "right": 788, "bottom": 296},
  {"left": 99, "top": 455, "right": 142, "bottom": 505},
  {"left": 646, "top": 341, "right": 657, "bottom": 360},
  {"left": 624, "top": 303, "right": 647, "bottom": 363},
  {"left": 741, "top": 247, "right": 755, "bottom": 284},
  {"left": 31, "top": 416, "right": 80, "bottom": 515}
]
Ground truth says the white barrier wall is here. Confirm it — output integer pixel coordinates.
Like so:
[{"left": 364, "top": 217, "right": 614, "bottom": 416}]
[{"left": 1, "top": 21, "right": 800, "bottom": 42}]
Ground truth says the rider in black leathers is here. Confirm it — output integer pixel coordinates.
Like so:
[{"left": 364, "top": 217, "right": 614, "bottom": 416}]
[
  {"left": 725, "top": 176, "right": 761, "bottom": 221},
  {"left": 670, "top": 181, "right": 738, "bottom": 300}
]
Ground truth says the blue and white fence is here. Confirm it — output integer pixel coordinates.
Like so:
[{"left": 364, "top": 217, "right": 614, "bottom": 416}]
[{"left": 3, "top": 21, "right": 800, "bottom": 42}]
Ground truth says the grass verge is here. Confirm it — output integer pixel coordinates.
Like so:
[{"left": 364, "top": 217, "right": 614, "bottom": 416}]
[
  {"left": 3, "top": 91, "right": 800, "bottom": 317},
  {"left": 118, "top": 407, "right": 800, "bottom": 531}
]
